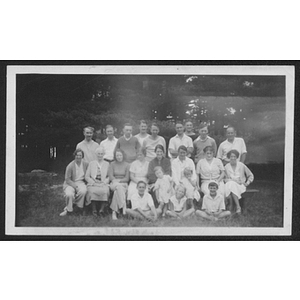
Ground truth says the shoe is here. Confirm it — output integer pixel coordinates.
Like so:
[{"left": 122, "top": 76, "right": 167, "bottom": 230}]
[
  {"left": 92, "top": 211, "right": 98, "bottom": 217},
  {"left": 112, "top": 211, "right": 118, "bottom": 220},
  {"left": 99, "top": 211, "right": 105, "bottom": 218},
  {"left": 236, "top": 207, "right": 242, "bottom": 214},
  {"left": 59, "top": 210, "right": 68, "bottom": 217}
]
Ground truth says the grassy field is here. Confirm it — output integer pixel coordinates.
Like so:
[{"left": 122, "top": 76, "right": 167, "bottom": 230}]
[{"left": 16, "top": 173, "right": 283, "bottom": 228}]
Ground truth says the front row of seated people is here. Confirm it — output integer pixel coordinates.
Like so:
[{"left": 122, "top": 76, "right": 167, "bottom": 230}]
[{"left": 60, "top": 144, "right": 254, "bottom": 221}]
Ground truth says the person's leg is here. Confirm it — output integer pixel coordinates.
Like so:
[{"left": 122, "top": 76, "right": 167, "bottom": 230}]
[
  {"left": 195, "top": 210, "right": 214, "bottom": 220},
  {"left": 115, "top": 184, "right": 127, "bottom": 214},
  {"left": 126, "top": 209, "right": 144, "bottom": 220},
  {"left": 166, "top": 210, "right": 180, "bottom": 218},
  {"left": 231, "top": 193, "right": 241, "bottom": 213},
  {"left": 91, "top": 201, "right": 97, "bottom": 216},
  {"left": 63, "top": 186, "right": 75, "bottom": 212},
  {"left": 217, "top": 210, "right": 231, "bottom": 219},
  {"left": 226, "top": 195, "right": 233, "bottom": 212},
  {"left": 162, "top": 203, "right": 168, "bottom": 216},
  {"left": 182, "top": 207, "right": 195, "bottom": 218}
]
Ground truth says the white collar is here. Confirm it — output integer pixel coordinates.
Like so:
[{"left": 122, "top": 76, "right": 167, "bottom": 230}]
[{"left": 124, "top": 135, "right": 132, "bottom": 141}]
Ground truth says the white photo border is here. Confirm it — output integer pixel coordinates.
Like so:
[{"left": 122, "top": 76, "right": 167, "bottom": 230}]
[{"left": 6, "top": 64, "right": 295, "bottom": 236}]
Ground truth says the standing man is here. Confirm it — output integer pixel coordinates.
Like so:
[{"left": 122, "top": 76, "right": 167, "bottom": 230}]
[
  {"left": 135, "top": 120, "right": 150, "bottom": 147},
  {"left": 168, "top": 121, "right": 193, "bottom": 160},
  {"left": 114, "top": 123, "right": 141, "bottom": 164},
  {"left": 184, "top": 119, "right": 198, "bottom": 141},
  {"left": 76, "top": 126, "right": 99, "bottom": 163},
  {"left": 193, "top": 123, "right": 217, "bottom": 165},
  {"left": 217, "top": 126, "right": 247, "bottom": 165},
  {"left": 99, "top": 125, "right": 118, "bottom": 163}
]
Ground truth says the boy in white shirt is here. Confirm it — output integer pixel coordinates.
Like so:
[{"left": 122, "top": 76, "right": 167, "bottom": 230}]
[
  {"left": 196, "top": 182, "right": 231, "bottom": 221},
  {"left": 126, "top": 181, "right": 161, "bottom": 221}
]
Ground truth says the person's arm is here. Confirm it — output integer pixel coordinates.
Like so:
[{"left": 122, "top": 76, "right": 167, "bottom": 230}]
[
  {"left": 168, "top": 138, "right": 177, "bottom": 159},
  {"left": 212, "top": 139, "right": 217, "bottom": 157},
  {"left": 171, "top": 161, "right": 180, "bottom": 186},
  {"left": 240, "top": 153, "right": 246, "bottom": 163},
  {"left": 113, "top": 139, "right": 120, "bottom": 157},
  {"left": 135, "top": 207, "right": 152, "bottom": 221},
  {"left": 65, "top": 163, "right": 77, "bottom": 189},
  {"left": 217, "top": 170, "right": 226, "bottom": 183},
  {"left": 85, "top": 163, "right": 96, "bottom": 185},
  {"left": 108, "top": 163, "right": 117, "bottom": 182},
  {"left": 164, "top": 158, "right": 172, "bottom": 177},
  {"left": 243, "top": 164, "right": 254, "bottom": 186}
]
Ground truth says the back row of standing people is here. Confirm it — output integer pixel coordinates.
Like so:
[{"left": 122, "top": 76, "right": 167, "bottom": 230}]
[{"left": 76, "top": 120, "right": 247, "bottom": 167}]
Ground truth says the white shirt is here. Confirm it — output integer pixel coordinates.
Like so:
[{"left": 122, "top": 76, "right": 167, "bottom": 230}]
[
  {"left": 75, "top": 162, "right": 85, "bottom": 181},
  {"left": 171, "top": 156, "right": 196, "bottom": 186},
  {"left": 99, "top": 137, "right": 118, "bottom": 160},
  {"left": 169, "top": 195, "right": 187, "bottom": 212},
  {"left": 168, "top": 134, "right": 193, "bottom": 158},
  {"left": 202, "top": 193, "right": 225, "bottom": 213},
  {"left": 76, "top": 140, "right": 99, "bottom": 163},
  {"left": 131, "top": 192, "right": 154, "bottom": 211},
  {"left": 217, "top": 137, "right": 247, "bottom": 162},
  {"left": 135, "top": 133, "right": 150, "bottom": 147}
]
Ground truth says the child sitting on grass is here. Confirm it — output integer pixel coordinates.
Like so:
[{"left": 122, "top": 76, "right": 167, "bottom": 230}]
[
  {"left": 195, "top": 181, "right": 231, "bottom": 221},
  {"left": 126, "top": 181, "right": 161, "bottom": 221},
  {"left": 166, "top": 184, "right": 195, "bottom": 219},
  {"left": 153, "top": 166, "right": 173, "bottom": 217}
]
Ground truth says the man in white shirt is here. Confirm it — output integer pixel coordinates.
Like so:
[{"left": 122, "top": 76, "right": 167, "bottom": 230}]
[
  {"left": 99, "top": 125, "right": 118, "bottom": 163},
  {"left": 168, "top": 121, "right": 193, "bottom": 159},
  {"left": 76, "top": 126, "right": 99, "bottom": 163},
  {"left": 217, "top": 126, "right": 247, "bottom": 165},
  {"left": 134, "top": 120, "right": 150, "bottom": 147}
]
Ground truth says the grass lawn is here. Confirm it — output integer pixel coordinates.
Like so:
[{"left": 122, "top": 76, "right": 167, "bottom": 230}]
[{"left": 16, "top": 174, "right": 283, "bottom": 228}]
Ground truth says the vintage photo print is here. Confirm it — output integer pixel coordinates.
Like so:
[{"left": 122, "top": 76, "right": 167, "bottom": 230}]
[{"left": 6, "top": 64, "right": 294, "bottom": 236}]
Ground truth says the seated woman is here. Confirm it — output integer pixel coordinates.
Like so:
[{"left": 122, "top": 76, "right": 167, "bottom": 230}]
[
  {"left": 142, "top": 123, "right": 166, "bottom": 162},
  {"left": 59, "top": 149, "right": 88, "bottom": 216},
  {"left": 126, "top": 181, "right": 160, "bottom": 221},
  {"left": 127, "top": 147, "right": 149, "bottom": 206},
  {"left": 147, "top": 144, "right": 172, "bottom": 207},
  {"left": 224, "top": 149, "right": 254, "bottom": 214},
  {"left": 196, "top": 146, "right": 225, "bottom": 196},
  {"left": 85, "top": 146, "right": 110, "bottom": 217},
  {"left": 109, "top": 149, "right": 130, "bottom": 220},
  {"left": 166, "top": 184, "right": 195, "bottom": 219}
]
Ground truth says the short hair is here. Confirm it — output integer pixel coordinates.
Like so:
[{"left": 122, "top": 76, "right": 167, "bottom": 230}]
[
  {"left": 199, "top": 123, "right": 208, "bottom": 130},
  {"left": 151, "top": 122, "right": 159, "bottom": 129},
  {"left": 183, "top": 167, "right": 193, "bottom": 176},
  {"left": 154, "top": 144, "right": 165, "bottom": 153},
  {"left": 178, "top": 145, "right": 188, "bottom": 153},
  {"left": 208, "top": 181, "right": 219, "bottom": 188},
  {"left": 203, "top": 145, "right": 214, "bottom": 153},
  {"left": 95, "top": 146, "right": 106, "bottom": 154},
  {"left": 175, "top": 184, "right": 186, "bottom": 194},
  {"left": 105, "top": 124, "right": 114, "bottom": 130},
  {"left": 114, "top": 148, "right": 126, "bottom": 161},
  {"left": 154, "top": 166, "right": 163, "bottom": 173},
  {"left": 123, "top": 123, "right": 132, "bottom": 128},
  {"left": 73, "top": 148, "right": 84, "bottom": 158},
  {"left": 139, "top": 120, "right": 147, "bottom": 126},
  {"left": 175, "top": 121, "right": 184, "bottom": 126},
  {"left": 137, "top": 147, "right": 147, "bottom": 157},
  {"left": 184, "top": 119, "right": 193, "bottom": 125},
  {"left": 137, "top": 180, "right": 147, "bottom": 187},
  {"left": 226, "top": 126, "right": 236, "bottom": 132},
  {"left": 83, "top": 126, "right": 94, "bottom": 132},
  {"left": 227, "top": 149, "right": 240, "bottom": 159}
]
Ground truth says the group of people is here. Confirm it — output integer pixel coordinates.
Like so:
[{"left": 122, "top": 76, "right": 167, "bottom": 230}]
[{"left": 60, "top": 120, "right": 254, "bottom": 222}]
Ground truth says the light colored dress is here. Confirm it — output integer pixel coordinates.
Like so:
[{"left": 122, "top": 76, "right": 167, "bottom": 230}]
[
  {"left": 85, "top": 160, "right": 110, "bottom": 204},
  {"left": 224, "top": 162, "right": 254, "bottom": 199},
  {"left": 180, "top": 177, "right": 200, "bottom": 201},
  {"left": 143, "top": 136, "right": 166, "bottom": 162},
  {"left": 169, "top": 195, "right": 187, "bottom": 213},
  {"left": 127, "top": 159, "right": 149, "bottom": 200},
  {"left": 154, "top": 175, "right": 173, "bottom": 203},
  {"left": 196, "top": 158, "right": 225, "bottom": 196}
]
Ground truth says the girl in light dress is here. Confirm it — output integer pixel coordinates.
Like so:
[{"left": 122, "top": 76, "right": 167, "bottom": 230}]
[
  {"left": 180, "top": 167, "right": 201, "bottom": 206},
  {"left": 153, "top": 166, "right": 173, "bottom": 217}
]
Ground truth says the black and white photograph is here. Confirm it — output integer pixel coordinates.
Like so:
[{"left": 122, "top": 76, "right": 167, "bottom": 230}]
[{"left": 5, "top": 64, "right": 294, "bottom": 236}]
